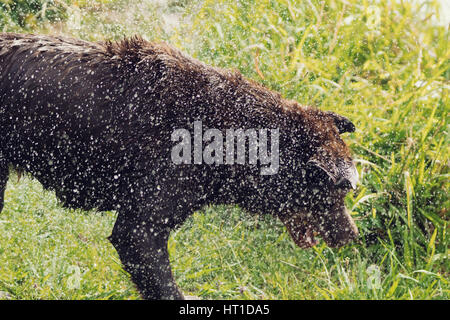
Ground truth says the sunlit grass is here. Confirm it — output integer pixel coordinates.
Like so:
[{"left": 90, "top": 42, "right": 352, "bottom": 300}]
[{"left": 0, "top": 0, "right": 448, "bottom": 299}]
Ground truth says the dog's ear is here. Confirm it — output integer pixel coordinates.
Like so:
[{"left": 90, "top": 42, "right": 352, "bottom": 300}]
[
  {"left": 307, "top": 148, "right": 358, "bottom": 189},
  {"left": 326, "top": 111, "right": 355, "bottom": 134}
]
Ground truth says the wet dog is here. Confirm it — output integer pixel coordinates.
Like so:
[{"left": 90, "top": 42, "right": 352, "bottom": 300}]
[{"left": 0, "top": 33, "right": 358, "bottom": 299}]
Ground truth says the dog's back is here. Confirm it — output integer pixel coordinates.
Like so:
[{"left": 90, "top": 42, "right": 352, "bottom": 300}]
[{"left": 0, "top": 33, "right": 143, "bottom": 210}]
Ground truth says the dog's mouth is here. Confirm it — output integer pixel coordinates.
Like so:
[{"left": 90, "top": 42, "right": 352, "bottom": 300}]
[
  {"left": 291, "top": 224, "right": 319, "bottom": 249},
  {"left": 279, "top": 208, "right": 359, "bottom": 249},
  {"left": 279, "top": 214, "right": 319, "bottom": 249}
]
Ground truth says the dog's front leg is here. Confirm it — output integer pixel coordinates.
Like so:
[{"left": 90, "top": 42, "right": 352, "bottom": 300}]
[{"left": 108, "top": 210, "right": 183, "bottom": 300}]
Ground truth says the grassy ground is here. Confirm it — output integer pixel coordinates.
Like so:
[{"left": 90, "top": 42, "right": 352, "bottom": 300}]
[{"left": 0, "top": 0, "right": 448, "bottom": 299}]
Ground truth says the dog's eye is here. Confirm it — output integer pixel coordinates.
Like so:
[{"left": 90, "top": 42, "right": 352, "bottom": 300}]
[{"left": 335, "top": 178, "right": 352, "bottom": 190}]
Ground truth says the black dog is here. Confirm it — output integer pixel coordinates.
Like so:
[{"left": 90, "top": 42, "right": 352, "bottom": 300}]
[{"left": 0, "top": 33, "right": 358, "bottom": 299}]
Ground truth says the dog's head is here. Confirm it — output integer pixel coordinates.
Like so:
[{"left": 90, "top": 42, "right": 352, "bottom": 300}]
[{"left": 274, "top": 109, "right": 359, "bottom": 248}]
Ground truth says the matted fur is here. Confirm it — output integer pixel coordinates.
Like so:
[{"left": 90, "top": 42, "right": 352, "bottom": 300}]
[{"left": 0, "top": 33, "right": 358, "bottom": 299}]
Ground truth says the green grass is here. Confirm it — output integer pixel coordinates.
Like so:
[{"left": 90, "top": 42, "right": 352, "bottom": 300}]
[{"left": 0, "top": 0, "right": 448, "bottom": 299}]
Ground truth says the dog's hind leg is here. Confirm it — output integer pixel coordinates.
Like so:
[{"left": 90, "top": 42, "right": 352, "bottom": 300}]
[
  {"left": 0, "top": 158, "right": 8, "bottom": 214},
  {"left": 108, "top": 209, "right": 184, "bottom": 300}
]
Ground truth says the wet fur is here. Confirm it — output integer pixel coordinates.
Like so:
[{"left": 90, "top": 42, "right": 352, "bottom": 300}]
[{"left": 0, "top": 33, "right": 356, "bottom": 299}]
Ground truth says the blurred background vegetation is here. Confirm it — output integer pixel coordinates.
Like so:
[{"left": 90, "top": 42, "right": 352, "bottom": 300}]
[{"left": 0, "top": 0, "right": 448, "bottom": 299}]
